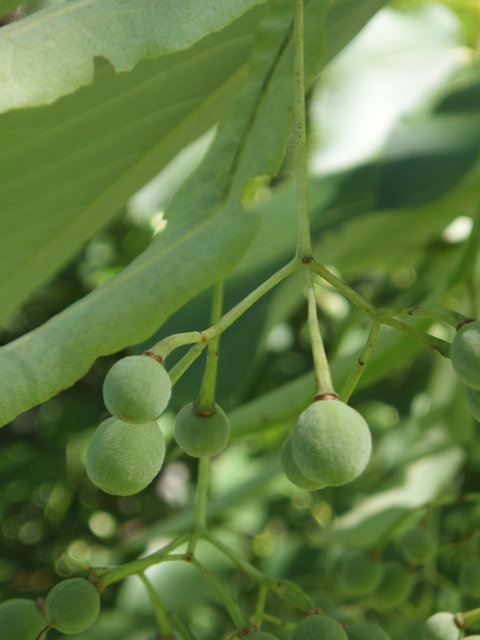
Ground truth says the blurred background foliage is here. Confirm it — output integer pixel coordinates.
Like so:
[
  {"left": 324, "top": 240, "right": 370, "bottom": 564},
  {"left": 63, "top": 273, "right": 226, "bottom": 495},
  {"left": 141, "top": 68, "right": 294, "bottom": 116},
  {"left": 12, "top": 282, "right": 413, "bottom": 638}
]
[{"left": 3, "top": 0, "right": 480, "bottom": 639}]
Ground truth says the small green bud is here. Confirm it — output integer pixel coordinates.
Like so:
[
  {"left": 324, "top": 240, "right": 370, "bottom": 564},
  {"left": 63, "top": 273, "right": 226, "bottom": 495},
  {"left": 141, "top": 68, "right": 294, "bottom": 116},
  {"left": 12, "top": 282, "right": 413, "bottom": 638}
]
[
  {"left": 292, "top": 613, "right": 348, "bottom": 640},
  {"left": 345, "top": 623, "right": 391, "bottom": 640},
  {"left": 423, "top": 612, "right": 461, "bottom": 640},
  {"left": 399, "top": 528, "right": 436, "bottom": 565},
  {"left": 337, "top": 551, "right": 384, "bottom": 597}
]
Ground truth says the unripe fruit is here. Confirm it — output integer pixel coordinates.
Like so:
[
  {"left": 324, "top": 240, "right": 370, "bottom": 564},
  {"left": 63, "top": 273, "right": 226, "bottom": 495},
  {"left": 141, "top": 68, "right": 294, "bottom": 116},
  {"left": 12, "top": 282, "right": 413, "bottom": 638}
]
[
  {"left": 345, "top": 623, "right": 391, "bottom": 640},
  {"left": 459, "top": 558, "right": 480, "bottom": 597},
  {"left": 291, "top": 400, "right": 371, "bottom": 487},
  {"left": 450, "top": 321, "right": 480, "bottom": 389},
  {"left": 372, "top": 561, "right": 413, "bottom": 609},
  {"left": 291, "top": 613, "right": 348, "bottom": 640},
  {"left": 86, "top": 417, "right": 165, "bottom": 495},
  {"left": 465, "top": 385, "right": 480, "bottom": 421},
  {"left": 337, "top": 551, "right": 384, "bottom": 597},
  {"left": 45, "top": 578, "right": 100, "bottom": 634},
  {"left": 0, "top": 598, "right": 47, "bottom": 639},
  {"left": 399, "top": 528, "right": 436, "bottom": 565},
  {"left": 103, "top": 355, "right": 171, "bottom": 423},
  {"left": 174, "top": 403, "right": 230, "bottom": 458},
  {"left": 281, "top": 434, "right": 325, "bottom": 490},
  {"left": 424, "top": 612, "right": 461, "bottom": 640}
]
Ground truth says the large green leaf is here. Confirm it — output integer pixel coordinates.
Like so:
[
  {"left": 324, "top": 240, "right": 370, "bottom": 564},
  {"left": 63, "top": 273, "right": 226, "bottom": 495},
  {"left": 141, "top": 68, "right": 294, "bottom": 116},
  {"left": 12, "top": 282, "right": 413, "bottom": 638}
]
[
  {"left": 0, "top": 4, "right": 268, "bottom": 325},
  {"left": 0, "top": 0, "right": 329, "bottom": 426},
  {"left": 0, "top": 0, "right": 269, "bottom": 113}
]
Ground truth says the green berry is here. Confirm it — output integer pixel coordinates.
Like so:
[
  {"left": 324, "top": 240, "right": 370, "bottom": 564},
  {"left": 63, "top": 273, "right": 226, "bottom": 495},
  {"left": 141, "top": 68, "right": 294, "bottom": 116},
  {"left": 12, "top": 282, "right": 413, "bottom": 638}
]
[
  {"left": 281, "top": 434, "right": 325, "bottom": 490},
  {"left": 174, "top": 403, "right": 230, "bottom": 458},
  {"left": 399, "top": 528, "right": 436, "bottom": 565},
  {"left": 86, "top": 417, "right": 165, "bottom": 495},
  {"left": 459, "top": 558, "right": 480, "bottom": 597},
  {"left": 291, "top": 400, "right": 371, "bottom": 487},
  {"left": 292, "top": 613, "right": 348, "bottom": 640},
  {"left": 372, "top": 561, "right": 413, "bottom": 609},
  {"left": 450, "top": 321, "right": 480, "bottom": 389},
  {"left": 0, "top": 599, "right": 47, "bottom": 639},
  {"left": 424, "top": 612, "right": 461, "bottom": 640},
  {"left": 337, "top": 551, "right": 384, "bottom": 597},
  {"left": 103, "top": 355, "right": 171, "bottom": 423},
  {"left": 345, "top": 623, "right": 391, "bottom": 640},
  {"left": 45, "top": 578, "right": 100, "bottom": 635},
  {"left": 465, "top": 385, "right": 480, "bottom": 421}
]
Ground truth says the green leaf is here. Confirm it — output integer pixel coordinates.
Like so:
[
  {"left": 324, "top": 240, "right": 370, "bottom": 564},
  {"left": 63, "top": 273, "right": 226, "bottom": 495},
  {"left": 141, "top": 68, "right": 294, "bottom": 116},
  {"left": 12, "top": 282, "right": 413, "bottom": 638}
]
[
  {"left": 0, "top": 0, "right": 270, "bottom": 113},
  {"left": 316, "top": 447, "right": 465, "bottom": 548},
  {"left": 0, "top": 4, "right": 267, "bottom": 326},
  {"left": 0, "top": 0, "right": 329, "bottom": 426}
]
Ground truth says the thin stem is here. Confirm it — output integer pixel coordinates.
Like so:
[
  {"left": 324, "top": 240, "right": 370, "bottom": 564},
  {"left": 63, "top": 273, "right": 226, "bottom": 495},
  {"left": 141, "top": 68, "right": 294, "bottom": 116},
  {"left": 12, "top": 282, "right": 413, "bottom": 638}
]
[
  {"left": 138, "top": 573, "right": 172, "bottom": 638},
  {"left": 169, "top": 343, "right": 208, "bottom": 386},
  {"left": 168, "top": 612, "right": 197, "bottom": 640},
  {"left": 187, "top": 457, "right": 210, "bottom": 556},
  {"left": 309, "top": 260, "right": 451, "bottom": 358},
  {"left": 293, "top": 0, "right": 311, "bottom": 258},
  {"left": 383, "top": 306, "right": 469, "bottom": 329},
  {"left": 152, "top": 259, "right": 301, "bottom": 359},
  {"left": 339, "top": 320, "right": 381, "bottom": 402},
  {"left": 203, "top": 532, "right": 274, "bottom": 587},
  {"left": 189, "top": 557, "right": 249, "bottom": 629},
  {"left": 98, "top": 532, "right": 190, "bottom": 587},
  {"left": 252, "top": 584, "right": 269, "bottom": 628},
  {"left": 304, "top": 267, "right": 334, "bottom": 394},
  {"left": 197, "top": 279, "right": 224, "bottom": 411}
]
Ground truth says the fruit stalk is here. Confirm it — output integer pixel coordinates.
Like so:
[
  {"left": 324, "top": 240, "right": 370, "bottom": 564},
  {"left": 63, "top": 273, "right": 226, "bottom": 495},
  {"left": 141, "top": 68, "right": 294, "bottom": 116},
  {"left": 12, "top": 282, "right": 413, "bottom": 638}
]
[
  {"left": 190, "top": 557, "right": 248, "bottom": 629},
  {"left": 339, "top": 320, "right": 381, "bottom": 402},
  {"left": 138, "top": 572, "right": 172, "bottom": 638},
  {"left": 305, "top": 267, "right": 335, "bottom": 395},
  {"left": 196, "top": 278, "right": 224, "bottom": 412},
  {"left": 293, "top": 0, "right": 311, "bottom": 259}
]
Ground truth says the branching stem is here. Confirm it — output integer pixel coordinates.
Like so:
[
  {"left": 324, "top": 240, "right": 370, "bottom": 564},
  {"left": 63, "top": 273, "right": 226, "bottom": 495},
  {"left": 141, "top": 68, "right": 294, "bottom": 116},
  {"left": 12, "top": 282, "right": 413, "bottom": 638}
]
[{"left": 152, "top": 258, "right": 301, "bottom": 360}]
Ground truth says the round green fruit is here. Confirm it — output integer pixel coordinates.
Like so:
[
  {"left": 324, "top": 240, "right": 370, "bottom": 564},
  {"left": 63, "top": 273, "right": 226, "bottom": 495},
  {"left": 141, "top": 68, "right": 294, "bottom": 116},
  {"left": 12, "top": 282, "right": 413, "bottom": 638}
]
[
  {"left": 337, "top": 551, "right": 384, "bottom": 597},
  {"left": 174, "top": 403, "right": 230, "bottom": 458},
  {"left": 399, "top": 528, "right": 436, "bottom": 565},
  {"left": 450, "top": 321, "right": 480, "bottom": 389},
  {"left": 86, "top": 417, "right": 165, "bottom": 495},
  {"left": 0, "top": 598, "right": 47, "bottom": 639},
  {"left": 103, "top": 355, "right": 172, "bottom": 423},
  {"left": 465, "top": 385, "right": 480, "bottom": 421},
  {"left": 45, "top": 578, "right": 100, "bottom": 635},
  {"left": 423, "top": 612, "right": 461, "bottom": 640},
  {"left": 292, "top": 613, "right": 348, "bottom": 640},
  {"left": 459, "top": 558, "right": 480, "bottom": 597},
  {"left": 281, "top": 434, "right": 325, "bottom": 491},
  {"left": 345, "top": 623, "right": 391, "bottom": 640},
  {"left": 372, "top": 561, "right": 413, "bottom": 609},
  {"left": 291, "top": 400, "right": 371, "bottom": 487}
]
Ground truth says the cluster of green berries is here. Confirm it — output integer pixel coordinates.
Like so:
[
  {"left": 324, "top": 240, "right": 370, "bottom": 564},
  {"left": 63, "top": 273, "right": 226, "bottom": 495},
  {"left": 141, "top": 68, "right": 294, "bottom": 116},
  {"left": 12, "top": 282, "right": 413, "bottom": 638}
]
[
  {"left": 238, "top": 612, "right": 392, "bottom": 640},
  {"left": 86, "top": 352, "right": 232, "bottom": 496},
  {"left": 334, "top": 527, "right": 435, "bottom": 609},
  {"left": 0, "top": 577, "right": 101, "bottom": 638},
  {"left": 281, "top": 398, "right": 372, "bottom": 491},
  {"left": 450, "top": 320, "right": 480, "bottom": 421},
  {"left": 86, "top": 354, "right": 171, "bottom": 496}
]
